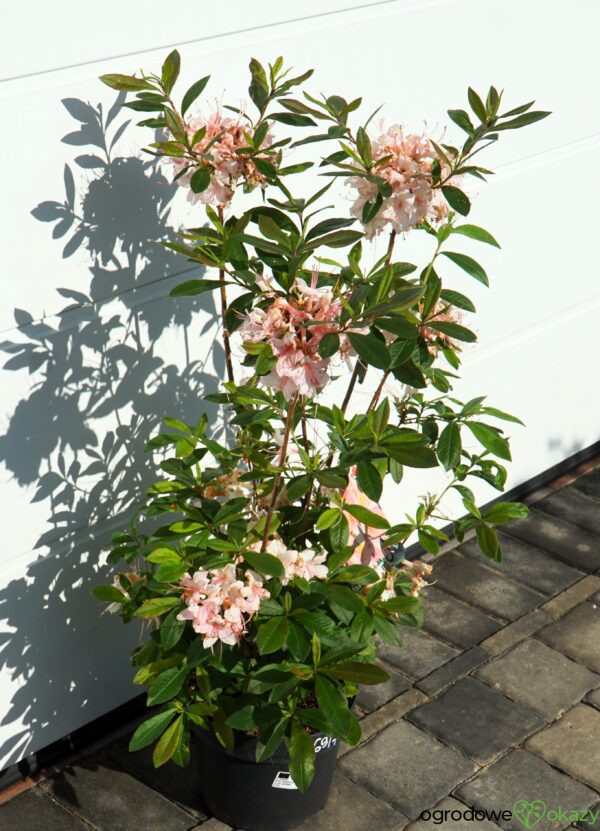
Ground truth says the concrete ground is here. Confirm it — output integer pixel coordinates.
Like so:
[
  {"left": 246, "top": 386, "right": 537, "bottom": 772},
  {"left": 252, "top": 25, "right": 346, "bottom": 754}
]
[{"left": 1, "top": 465, "right": 599, "bottom": 831}]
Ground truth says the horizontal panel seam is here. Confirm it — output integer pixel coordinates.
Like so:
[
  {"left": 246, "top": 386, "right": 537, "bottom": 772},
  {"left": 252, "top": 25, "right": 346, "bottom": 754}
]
[{"left": 0, "top": 0, "right": 458, "bottom": 83}]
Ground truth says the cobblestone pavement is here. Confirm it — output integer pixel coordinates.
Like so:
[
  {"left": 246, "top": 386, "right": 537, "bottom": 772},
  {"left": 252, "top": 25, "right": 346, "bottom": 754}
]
[{"left": 1, "top": 469, "right": 599, "bottom": 831}]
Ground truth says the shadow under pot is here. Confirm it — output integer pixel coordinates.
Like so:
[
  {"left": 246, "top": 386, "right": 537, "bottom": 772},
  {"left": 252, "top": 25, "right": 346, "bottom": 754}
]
[{"left": 195, "top": 726, "right": 338, "bottom": 831}]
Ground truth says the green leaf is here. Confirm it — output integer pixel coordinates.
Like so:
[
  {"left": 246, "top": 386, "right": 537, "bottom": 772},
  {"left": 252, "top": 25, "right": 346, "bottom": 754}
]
[
  {"left": 169, "top": 279, "right": 222, "bottom": 297},
  {"left": 442, "top": 186, "right": 471, "bottom": 216},
  {"left": 243, "top": 550, "right": 285, "bottom": 578},
  {"left": 147, "top": 666, "right": 188, "bottom": 706},
  {"left": 181, "top": 75, "right": 210, "bottom": 116},
  {"left": 484, "top": 501, "right": 529, "bottom": 524},
  {"left": 476, "top": 523, "right": 501, "bottom": 562},
  {"left": 286, "top": 621, "right": 310, "bottom": 661},
  {"left": 437, "top": 422, "right": 462, "bottom": 470},
  {"left": 382, "top": 445, "right": 437, "bottom": 468},
  {"left": 378, "top": 595, "right": 422, "bottom": 615},
  {"left": 190, "top": 167, "right": 211, "bottom": 194},
  {"left": 329, "top": 514, "right": 350, "bottom": 551},
  {"left": 134, "top": 597, "right": 179, "bottom": 618},
  {"left": 322, "top": 584, "right": 364, "bottom": 614},
  {"left": 327, "top": 661, "right": 390, "bottom": 685},
  {"left": 316, "top": 508, "right": 342, "bottom": 531},
  {"left": 344, "top": 504, "right": 389, "bottom": 530},
  {"left": 453, "top": 224, "right": 500, "bottom": 248},
  {"left": 373, "top": 615, "right": 402, "bottom": 645},
  {"left": 161, "top": 49, "right": 181, "bottom": 94},
  {"left": 152, "top": 714, "right": 183, "bottom": 767},
  {"left": 271, "top": 111, "right": 316, "bottom": 127},
  {"left": 160, "top": 609, "right": 186, "bottom": 651},
  {"left": 427, "top": 320, "right": 477, "bottom": 343},
  {"left": 225, "top": 705, "right": 256, "bottom": 730},
  {"left": 348, "top": 333, "right": 390, "bottom": 370},
  {"left": 257, "top": 617, "right": 289, "bottom": 655},
  {"left": 440, "top": 289, "right": 476, "bottom": 313},
  {"left": 315, "top": 675, "right": 351, "bottom": 737},
  {"left": 129, "top": 709, "right": 176, "bottom": 752},
  {"left": 99, "top": 74, "right": 154, "bottom": 92},
  {"left": 288, "top": 722, "right": 315, "bottom": 792},
  {"left": 356, "top": 460, "right": 383, "bottom": 502},
  {"left": 466, "top": 422, "right": 511, "bottom": 461},
  {"left": 495, "top": 110, "right": 551, "bottom": 131},
  {"left": 147, "top": 547, "right": 180, "bottom": 564},
  {"left": 92, "top": 585, "right": 127, "bottom": 603},
  {"left": 448, "top": 108, "right": 474, "bottom": 134},
  {"left": 468, "top": 87, "right": 487, "bottom": 122},
  {"left": 442, "top": 251, "right": 488, "bottom": 286},
  {"left": 256, "top": 718, "right": 289, "bottom": 762},
  {"left": 318, "top": 332, "right": 340, "bottom": 359},
  {"left": 286, "top": 474, "right": 312, "bottom": 501}
]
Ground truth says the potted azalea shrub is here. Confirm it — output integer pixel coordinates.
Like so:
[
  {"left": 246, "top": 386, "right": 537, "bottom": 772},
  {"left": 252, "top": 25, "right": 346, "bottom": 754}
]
[{"left": 94, "top": 52, "right": 548, "bottom": 831}]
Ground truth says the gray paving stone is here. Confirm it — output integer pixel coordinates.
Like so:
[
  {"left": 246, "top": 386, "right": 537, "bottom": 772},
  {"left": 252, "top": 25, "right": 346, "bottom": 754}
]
[
  {"left": 432, "top": 552, "right": 545, "bottom": 621},
  {"left": 481, "top": 610, "right": 551, "bottom": 656},
  {"left": 407, "top": 677, "right": 544, "bottom": 763},
  {"left": 459, "top": 533, "right": 582, "bottom": 596},
  {"left": 41, "top": 757, "right": 194, "bottom": 831},
  {"left": 575, "top": 802, "right": 600, "bottom": 831},
  {"left": 406, "top": 796, "right": 504, "bottom": 831},
  {"left": 476, "top": 639, "right": 599, "bottom": 720},
  {"left": 296, "top": 771, "right": 409, "bottom": 831},
  {"left": 378, "top": 625, "right": 459, "bottom": 679},
  {"left": 505, "top": 511, "right": 600, "bottom": 572},
  {"left": 538, "top": 487, "right": 600, "bottom": 537},
  {"left": 422, "top": 586, "right": 502, "bottom": 649},
  {"left": 541, "top": 577, "right": 600, "bottom": 620},
  {"left": 108, "top": 734, "right": 208, "bottom": 818},
  {"left": 339, "top": 719, "right": 475, "bottom": 819},
  {"left": 572, "top": 468, "right": 600, "bottom": 501},
  {"left": 417, "top": 647, "right": 488, "bottom": 696},
  {"left": 455, "top": 749, "right": 598, "bottom": 831},
  {"left": 586, "top": 688, "right": 600, "bottom": 710},
  {"left": 538, "top": 602, "right": 600, "bottom": 671},
  {"left": 356, "top": 666, "right": 412, "bottom": 714},
  {"left": 0, "top": 789, "right": 87, "bottom": 831},
  {"left": 526, "top": 704, "right": 600, "bottom": 791}
]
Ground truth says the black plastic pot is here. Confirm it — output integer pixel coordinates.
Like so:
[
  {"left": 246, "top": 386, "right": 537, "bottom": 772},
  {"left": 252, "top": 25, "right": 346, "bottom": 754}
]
[{"left": 195, "top": 727, "right": 339, "bottom": 831}]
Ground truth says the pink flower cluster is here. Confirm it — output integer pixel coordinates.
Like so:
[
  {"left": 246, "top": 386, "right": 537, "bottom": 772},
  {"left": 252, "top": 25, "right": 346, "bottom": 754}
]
[
  {"left": 177, "top": 564, "right": 269, "bottom": 648},
  {"left": 168, "top": 110, "right": 274, "bottom": 207},
  {"left": 347, "top": 126, "right": 453, "bottom": 238},
  {"left": 240, "top": 273, "right": 350, "bottom": 399},
  {"left": 342, "top": 467, "right": 389, "bottom": 566},
  {"left": 263, "top": 539, "right": 328, "bottom": 584}
]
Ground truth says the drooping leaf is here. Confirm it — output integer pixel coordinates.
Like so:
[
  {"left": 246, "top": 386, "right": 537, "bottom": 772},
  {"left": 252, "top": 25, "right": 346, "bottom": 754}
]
[
  {"left": 129, "top": 709, "right": 176, "bottom": 752},
  {"left": 288, "top": 722, "right": 315, "bottom": 792}
]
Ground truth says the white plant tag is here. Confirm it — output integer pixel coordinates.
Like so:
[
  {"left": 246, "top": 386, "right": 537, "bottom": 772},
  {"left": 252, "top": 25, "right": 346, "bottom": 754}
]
[{"left": 272, "top": 771, "right": 298, "bottom": 790}]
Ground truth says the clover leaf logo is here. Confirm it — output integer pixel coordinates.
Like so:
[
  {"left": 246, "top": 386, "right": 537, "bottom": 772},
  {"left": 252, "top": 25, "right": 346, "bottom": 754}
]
[{"left": 513, "top": 800, "right": 547, "bottom": 829}]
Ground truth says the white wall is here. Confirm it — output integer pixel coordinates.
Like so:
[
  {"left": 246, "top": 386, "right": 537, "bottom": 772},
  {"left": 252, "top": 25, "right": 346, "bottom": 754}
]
[{"left": 1, "top": 0, "right": 598, "bottom": 770}]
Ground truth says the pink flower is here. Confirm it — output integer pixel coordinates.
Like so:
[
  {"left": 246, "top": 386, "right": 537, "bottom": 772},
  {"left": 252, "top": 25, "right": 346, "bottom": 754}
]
[
  {"left": 262, "top": 539, "right": 329, "bottom": 584},
  {"left": 165, "top": 109, "right": 275, "bottom": 207},
  {"left": 347, "top": 125, "right": 460, "bottom": 237},
  {"left": 341, "top": 467, "right": 388, "bottom": 566},
  {"left": 239, "top": 271, "right": 346, "bottom": 399},
  {"left": 177, "top": 564, "right": 269, "bottom": 648}
]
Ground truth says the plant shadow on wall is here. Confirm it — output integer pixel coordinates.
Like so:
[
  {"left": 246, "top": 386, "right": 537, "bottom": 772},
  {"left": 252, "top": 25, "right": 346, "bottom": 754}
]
[{"left": 0, "top": 94, "right": 220, "bottom": 773}]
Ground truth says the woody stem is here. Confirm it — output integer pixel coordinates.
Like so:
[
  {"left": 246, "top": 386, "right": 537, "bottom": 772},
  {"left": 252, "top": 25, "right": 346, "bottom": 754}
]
[
  {"left": 218, "top": 205, "right": 235, "bottom": 385},
  {"left": 260, "top": 393, "right": 298, "bottom": 551},
  {"left": 340, "top": 229, "right": 397, "bottom": 416}
]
